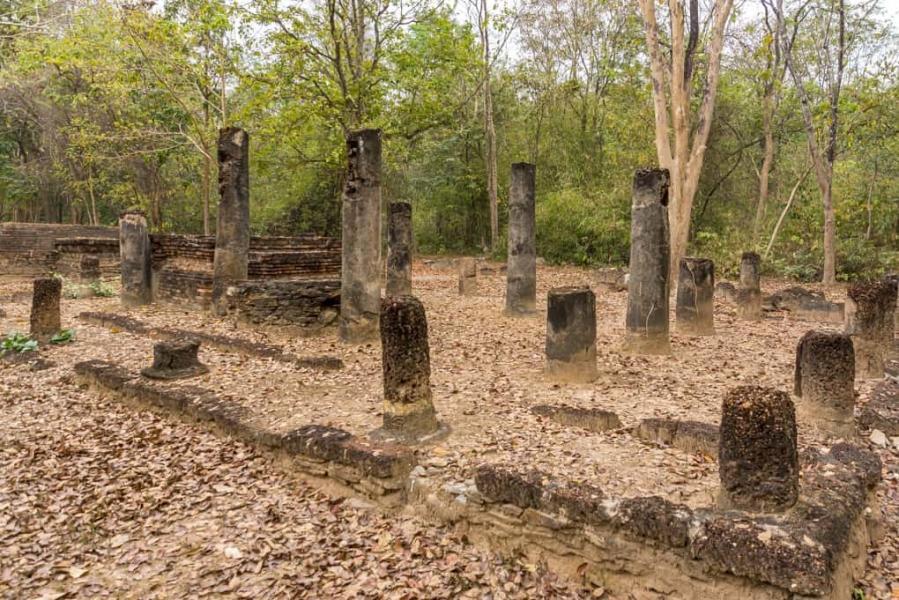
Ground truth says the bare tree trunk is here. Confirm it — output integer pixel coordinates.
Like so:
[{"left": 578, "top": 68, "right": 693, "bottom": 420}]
[
  {"left": 866, "top": 161, "right": 877, "bottom": 240},
  {"left": 765, "top": 165, "right": 812, "bottom": 259},
  {"left": 479, "top": 0, "right": 498, "bottom": 249},
  {"left": 202, "top": 153, "right": 211, "bottom": 235},
  {"left": 754, "top": 116, "right": 774, "bottom": 243}
]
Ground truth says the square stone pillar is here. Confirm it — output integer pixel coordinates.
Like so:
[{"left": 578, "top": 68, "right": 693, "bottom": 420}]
[
  {"left": 30, "top": 277, "right": 61, "bottom": 341},
  {"left": 340, "top": 129, "right": 382, "bottom": 343},
  {"left": 624, "top": 168, "right": 670, "bottom": 354},
  {"left": 212, "top": 127, "right": 250, "bottom": 314},
  {"left": 676, "top": 257, "right": 715, "bottom": 336},
  {"left": 386, "top": 201, "right": 413, "bottom": 297},
  {"left": 505, "top": 163, "right": 537, "bottom": 316},
  {"left": 119, "top": 210, "right": 152, "bottom": 307}
]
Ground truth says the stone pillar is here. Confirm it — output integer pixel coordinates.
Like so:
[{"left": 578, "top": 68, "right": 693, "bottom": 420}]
[
  {"left": 30, "top": 277, "right": 61, "bottom": 341},
  {"left": 340, "top": 129, "right": 382, "bottom": 343},
  {"left": 737, "top": 251, "right": 762, "bottom": 321},
  {"left": 545, "top": 286, "right": 597, "bottom": 382},
  {"left": 675, "top": 257, "right": 715, "bottom": 335},
  {"left": 794, "top": 331, "right": 855, "bottom": 436},
  {"left": 624, "top": 168, "right": 670, "bottom": 354},
  {"left": 846, "top": 279, "right": 898, "bottom": 379},
  {"left": 119, "top": 210, "right": 152, "bottom": 307},
  {"left": 212, "top": 127, "right": 250, "bottom": 314},
  {"left": 719, "top": 386, "right": 798, "bottom": 513},
  {"left": 458, "top": 258, "right": 478, "bottom": 296},
  {"left": 379, "top": 296, "right": 441, "bottom": 441},
  {"left": 386, "top": 201, "right": 413, "bottom": 297},
  {"left": 505, "top": 163, "right": 537, "bottom": 316}
]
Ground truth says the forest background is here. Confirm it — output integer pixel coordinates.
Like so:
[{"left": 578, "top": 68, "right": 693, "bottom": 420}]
[{"left": 1, "top": 0, "right": 897, "bottom": 281}]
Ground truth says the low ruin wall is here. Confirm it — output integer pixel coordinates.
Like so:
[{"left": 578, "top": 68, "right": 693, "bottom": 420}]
[
  {"left": 224, "top": 279, "right": 340, "bottom": 332},
  {"left": 0, "top": 222, "right": 118, "bottom": 279},
  {"left": 150, "top": 234, "right": 341, "bottom": 309}
]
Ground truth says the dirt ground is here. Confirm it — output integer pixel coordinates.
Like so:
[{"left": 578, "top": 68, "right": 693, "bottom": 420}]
[{"left": 1, "top": 262, "right": 897, "bottom": 598}]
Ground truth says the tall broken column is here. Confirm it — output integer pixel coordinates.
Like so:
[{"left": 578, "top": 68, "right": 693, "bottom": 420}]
[
  {"left": 379, "top": 296, "right": 441, "bottom": 442},
  {"left": 624, "top": 168, "right": 670, "bottom": 354},
  {"left": 794, "top": 331, "right": 855, "bottom": 436},
  {"left": 545, "top": 287, "right": 597, "bottom": 383},
  {"left": 340, "top": 129, "right": 382, "bottom": 343},
  {"left": 736, "top": 251, "right": 762, "bottom": 321},
  {"left": 675, "top": 257, "right": 715, "bottom": 336},
  {"left": 505, "top": 163, "right": 537, "bottom": 316},
  {"left": 30, "top": 277, "right": 61, "bottom": 341},
  {"left": 846, "top": 279, "right": 898, "bottom": 379},
  {"left": 212, "top": 127, "right": 250, "bottom": 315},
  {"left": 719, "top": 385, "right": 798, "bottom": 512},
  {"left": 386, "top": 201, "right": 413, "bottom": 297},
  {"left": 119, "top": 209, "right": 152, "bottom": 307}
]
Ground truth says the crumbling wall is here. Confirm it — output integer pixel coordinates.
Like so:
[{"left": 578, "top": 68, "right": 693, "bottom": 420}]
[
  {"left": 0, "top": 222, "right": 118, "bottom": 277},
  {"left": 149, "top": 233, "right": 341, "bottom": 312}
]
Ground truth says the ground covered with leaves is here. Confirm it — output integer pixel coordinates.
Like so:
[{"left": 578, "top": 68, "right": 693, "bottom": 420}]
[{"left": 1, "top": 263, "right": 898, "bottom": 598}]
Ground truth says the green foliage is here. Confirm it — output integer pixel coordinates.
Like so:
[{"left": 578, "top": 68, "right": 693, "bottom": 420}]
[
  {"left": 1, "top": 332, "right": 38, "bottom": 355},
  {"left": 89, "top": 281, "right": 116, "bottom": 298},
  {"left": 50, "top": 329, "right": 76, "bottom": 345},
  {"left": 536, "top": 189, "right": 630, "bottom": 266}
]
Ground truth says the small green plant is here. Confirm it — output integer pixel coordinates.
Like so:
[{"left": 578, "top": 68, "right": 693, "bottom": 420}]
[
  {"left": 50, "top": 329, "right": 76, "bottom": 345},
  {"left": 1, "top": 332, "right": 38, "bottom": 355},
  {"left": 851, "top": 588, "right": 866, "bottom": 600},
  {"left": 89, "top": 280, "right": 116, "bottom": 297}
]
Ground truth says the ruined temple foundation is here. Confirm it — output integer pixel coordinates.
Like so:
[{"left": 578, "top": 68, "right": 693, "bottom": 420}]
[
  {"left": 624, "top": 168, "right": 671, "bottom": 354},
  {"left": 545, "top": 286, "right": 597, "bottom": 383},
  {"left": 846, "top": 279, "right": 898, "bottom": 379},
  {"left": 30, "top": 277, "right": 61, "bottom": 341},
  {"left": 505, "top": 163, "right": 537, "bottom": 316},
  {"left": 737, "top": 251, "right": 763, "bottom": 321},
  {"left": 719, "top": 386, "right": 799, "bottom": 512},
  {"left": 119, "top": 210, "right": 152, "bottom": 307},
  {"left": 794, "top": 331, "right": 856, "bottom": 437},
  {"left": 340, "top": 129, "right": 382, "bottom": 342},
  {"left": 212, "top": 127, "right": 251, "bottom": 315},
  {"left": 458, "top": 258, "right": 477, "bottom": 296},
  {"left": 386, "top": 201, "right": 413, "bottom": 297},
  {"left": 376, "top": 296, "right": 443, "bottom": 443},
  {"left": 675, "top": 257, "right": 715, "bottom": 336},
  {"left": 141, "top": 339, "right": 209, "bottom": 380}
]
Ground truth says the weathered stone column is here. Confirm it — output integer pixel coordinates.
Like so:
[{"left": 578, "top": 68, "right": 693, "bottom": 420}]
[
  {"left": 505, "top": 163, "right": 537, "bottom": 316},
  {"left": 624, "top": 168, "right": 670, "bottom": 354},
  {"left": 846, "top": 279, "right": 898, "bottom": 379},
  {"left": 545, "top": 286, "right": 597, "bottom": 382},
  {"left": 340, "top": 129, "right": 382, "bottom": 342},
  {"left": 458, "top": 258, "right": 478, "bottom": 296},
  {"left": 119, "top": 210, "right": 152, "bottom": 307},
  {"left": 737, "top": 251, "right": 762, "bottom": 321},
  {"left": 30, "top": 277, "right": 61, "bottom": 341},
  {"left": 794, "top": 331, "right": 855, "bottom": 436},
  {"left": 386, "top": 201, "right": 412, "bottom": 297},
  {"left": 675, "top": 257, "right": 715, "bottom": 335},
  {"left": 719, "top": 386, "right": 798, "bottom": 512},
  {"left": 379, "top": 296, "right": 441, "bottom": 441},
  {"left": 212, "top": 127, "right": 250, "bottom": 315}
]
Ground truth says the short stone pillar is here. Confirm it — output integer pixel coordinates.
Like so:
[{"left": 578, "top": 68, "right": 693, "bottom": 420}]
[
  {"left": 545, "top": 287, "right": 597, "bottom": 382},
  {"left": 141, "top": 339, "right": 209, "bottom": 380},
  {"left": 30, "top": 277, "right": 61, "bottom": 341},
  {"left": 340, "top": 129, "right": 382, "bottom": 343},
  {"left": 212, "top": 127, "right": 250, "bottom": 315},
  {"left": 675, "top": 257, "right": 715, "bottom": 335},
  {"left": 379, "top": 296, "right": 441, "bottom": 441},
  {"left": 737, "top": 251, "right": 762, "bottom": 321},
  {"left": 846, "top": 279, "right": 898, "bottom": 379},
  {"left": 505, "top": 163, "right": 537, "bottom": 316},
  {"left": 80, "top": 255, "right": 101, "bottom": 282},
  {"left": 386, "top": 201, "right": 413, "bottom": 297},
  {"left": 119, "top": 210, "right": 152, "bottom": 307},
  {"left": 718, "top": 386, "right": 798, "bottom": 513},
  {"left": 458, "top": 258, "right": 477, "bottom": 296},
  {"left": 794, "top": 331, "right": 855, "bottom": 436},
  {"left": 624, "top": 168, "right": 670, "bottom": 354}
]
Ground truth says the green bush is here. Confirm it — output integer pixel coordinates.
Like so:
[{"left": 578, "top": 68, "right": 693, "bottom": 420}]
[
  {"left": 536, "top": 188, "right": 630, "bottom": 266},
  {"left": 1, "top": 332, "right": 38, "bottom": 355}
]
